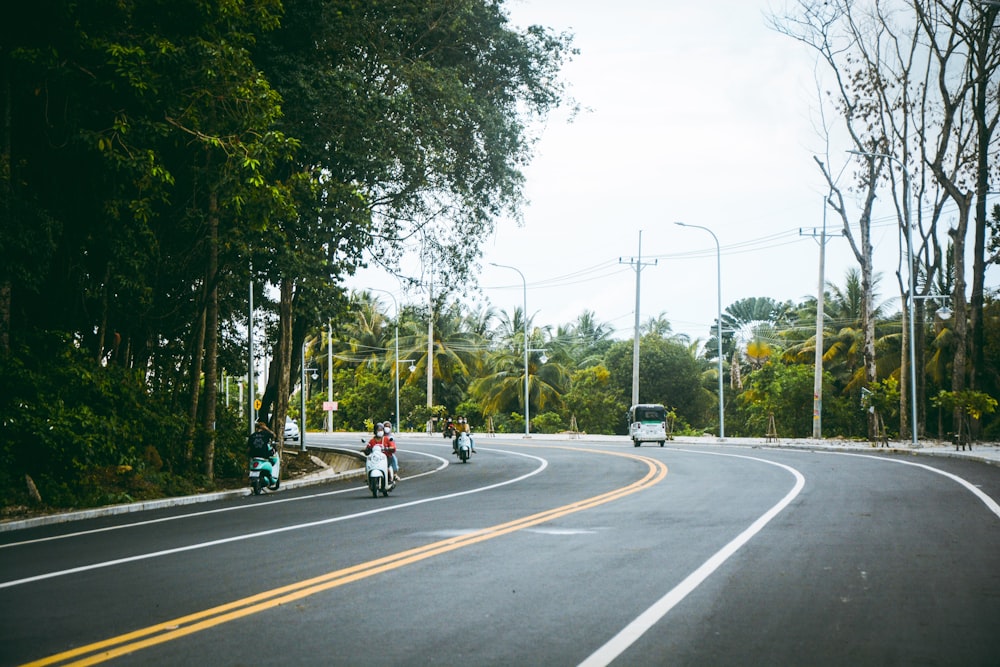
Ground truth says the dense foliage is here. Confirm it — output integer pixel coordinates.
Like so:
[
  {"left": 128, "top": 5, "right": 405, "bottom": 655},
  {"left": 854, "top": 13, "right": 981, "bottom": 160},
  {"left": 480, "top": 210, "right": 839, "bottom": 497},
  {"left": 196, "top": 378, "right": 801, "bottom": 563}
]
[
  {"left": 0, "top": 0, "right": 574, "bottom": 510},
  {"left": 1, "top": 1, "right": 997, "bottom": 514}
]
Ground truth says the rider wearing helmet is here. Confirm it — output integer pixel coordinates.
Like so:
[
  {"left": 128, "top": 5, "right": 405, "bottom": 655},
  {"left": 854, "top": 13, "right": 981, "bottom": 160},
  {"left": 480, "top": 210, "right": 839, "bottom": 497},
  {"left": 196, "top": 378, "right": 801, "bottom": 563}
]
[
  {"left": 365, "top": 423, "right": 397, "bottom": 483},
  {"left": 382, "top": 420, "right": 401, "bottom": 480}
]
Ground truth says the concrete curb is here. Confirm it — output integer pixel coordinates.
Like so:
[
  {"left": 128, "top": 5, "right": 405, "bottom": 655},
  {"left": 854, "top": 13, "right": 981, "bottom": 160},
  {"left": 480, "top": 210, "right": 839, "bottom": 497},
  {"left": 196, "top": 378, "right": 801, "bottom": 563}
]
[{"left": 0, "top": 463, "right": 366, "bottom": 534}]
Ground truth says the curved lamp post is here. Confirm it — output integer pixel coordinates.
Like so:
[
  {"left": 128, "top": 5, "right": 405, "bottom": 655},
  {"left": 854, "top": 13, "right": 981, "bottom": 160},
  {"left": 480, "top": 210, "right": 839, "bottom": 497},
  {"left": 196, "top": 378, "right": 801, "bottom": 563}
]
[
  {"left": 369, "top": 288, "right": 403, "bottom": 433},
  {"left": 490, "top": 262, "right": 531, "bottom": 437},
  {"left": 675, "top": 222, "right": 725, "bottom": 439}
]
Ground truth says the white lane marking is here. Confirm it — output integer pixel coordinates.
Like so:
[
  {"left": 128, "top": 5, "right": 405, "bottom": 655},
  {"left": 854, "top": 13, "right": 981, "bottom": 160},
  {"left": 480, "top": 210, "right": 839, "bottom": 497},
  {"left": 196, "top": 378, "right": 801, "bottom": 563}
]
[
  {"left": 579, "top": 451, "right": 806, "bottom": 667},
  {"left": 0, "top": 448, "right": 547, "bottom": 589},
  {"left": 826, "top": 451, "right": 1000, "bottom": 520},
  {"left": 525, "top": 528, "right": 598, "bottom": 535},
  {"left": 0, "top": 448, "right": 450, "bottom": 549}
]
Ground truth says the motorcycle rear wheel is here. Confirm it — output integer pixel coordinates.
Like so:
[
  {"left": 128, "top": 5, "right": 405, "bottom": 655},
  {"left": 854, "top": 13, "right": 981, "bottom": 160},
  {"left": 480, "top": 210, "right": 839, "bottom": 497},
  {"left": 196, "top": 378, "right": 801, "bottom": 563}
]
[{"left": 251, "top": 477, "right": 264, "bottom": 495}]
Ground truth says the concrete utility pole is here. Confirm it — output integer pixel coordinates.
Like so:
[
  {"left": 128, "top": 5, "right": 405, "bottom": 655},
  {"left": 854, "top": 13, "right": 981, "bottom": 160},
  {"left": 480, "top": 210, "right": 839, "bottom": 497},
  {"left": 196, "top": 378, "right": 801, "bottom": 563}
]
[
  {"left": 800, "top": 196, "right": 843, "bottom": 439},
  {"left": 248, "top": 262, "right": 255, "bottom": 434},
  {"left": 427, "top": 273, "right": 434, "bottom": 408},
  {"left": 620, "top": 230, "right": 657, "bottom": 407},
  {"left": 327, "top": 321, "right": 333, "bottom": 434}
]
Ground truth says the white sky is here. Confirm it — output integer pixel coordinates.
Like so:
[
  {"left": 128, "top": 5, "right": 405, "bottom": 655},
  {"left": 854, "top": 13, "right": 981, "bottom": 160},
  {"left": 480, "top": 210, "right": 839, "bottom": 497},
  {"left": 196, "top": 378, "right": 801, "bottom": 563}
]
[{"left": 346, "top": 1, "right": 995, "bottom": 344}]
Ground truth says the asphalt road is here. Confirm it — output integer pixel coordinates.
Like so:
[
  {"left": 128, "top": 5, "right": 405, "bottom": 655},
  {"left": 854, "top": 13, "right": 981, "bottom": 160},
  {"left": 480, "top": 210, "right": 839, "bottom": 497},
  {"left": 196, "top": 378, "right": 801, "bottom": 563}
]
[{"left": 2, "top": 437, "right": 999, "bottom": 666}]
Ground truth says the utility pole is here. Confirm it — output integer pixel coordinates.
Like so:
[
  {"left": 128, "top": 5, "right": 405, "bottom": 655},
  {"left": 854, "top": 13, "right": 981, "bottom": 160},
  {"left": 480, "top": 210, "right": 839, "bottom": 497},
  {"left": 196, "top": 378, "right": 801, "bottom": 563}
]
[
  {"left": 800, "top": 197, "right": 842, "bottom": 439},
  {"left": 427, "top": 272, "right": 434, "bottom": 408},
  {"left": 248, "top": 261, "right": 255, "bottom": 434},
  {"left": 327, "top": 321, "right": 333, "bottom": 434},
  {"left": 620, "top": 230, "right": 657, "bottom": 407}
]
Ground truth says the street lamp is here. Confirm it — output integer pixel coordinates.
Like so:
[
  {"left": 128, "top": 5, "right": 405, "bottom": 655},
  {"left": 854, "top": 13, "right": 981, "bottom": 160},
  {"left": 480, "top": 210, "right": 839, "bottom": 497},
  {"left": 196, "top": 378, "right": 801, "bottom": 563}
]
[
  {"left": 675, "top": 222, "right": 725, "bottom": 439},
  {"left": 370, "top": 288, "right": 404, "bottom": 433},
  {"left": 914, "top": 294, "right": 952, "bottom": 321},
  {"left": 299, "top": 341, "right": 320, "bottom": 452},
  {"left": 491, "top": 262, "right": 531, "bottom": 437},
  {"left": 849, "top": 149, "right": 919, "bottom": 447}
]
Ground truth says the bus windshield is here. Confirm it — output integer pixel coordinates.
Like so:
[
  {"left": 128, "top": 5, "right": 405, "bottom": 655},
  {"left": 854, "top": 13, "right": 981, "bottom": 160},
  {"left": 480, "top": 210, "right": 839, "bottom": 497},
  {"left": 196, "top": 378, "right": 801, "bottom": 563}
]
[{"left": 630, "top": 404, "right": 666, "bottom": 423}]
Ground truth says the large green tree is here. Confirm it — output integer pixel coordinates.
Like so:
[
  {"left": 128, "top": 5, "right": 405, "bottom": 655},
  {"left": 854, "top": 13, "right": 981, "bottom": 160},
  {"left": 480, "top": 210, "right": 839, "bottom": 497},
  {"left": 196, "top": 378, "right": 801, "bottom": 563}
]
[
  {"left": 605, "top": 333, "right": 714, "bottom": 430},
  {"left": 0, "top": 0, "right": 574, "bottom": 508}
]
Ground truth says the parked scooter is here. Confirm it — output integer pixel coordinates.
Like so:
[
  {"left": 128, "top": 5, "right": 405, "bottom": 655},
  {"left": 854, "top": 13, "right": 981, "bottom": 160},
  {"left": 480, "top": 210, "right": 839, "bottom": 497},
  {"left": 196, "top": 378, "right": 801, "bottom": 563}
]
[
  {"left": 249, "top": 450, "right": 281, "bottom": 495},
  {"left": 365, "top": 443, "right": 396, "bottom": 498},
  {"left": 456, "top": 432, "right": 473, "bottom": 463}
]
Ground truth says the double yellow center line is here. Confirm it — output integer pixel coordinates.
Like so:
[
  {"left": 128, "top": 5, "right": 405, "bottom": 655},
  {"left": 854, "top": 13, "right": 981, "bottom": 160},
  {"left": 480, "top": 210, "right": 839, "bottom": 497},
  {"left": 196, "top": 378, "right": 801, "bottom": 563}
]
[{"left": 26, "top": 447, "right": 667, "bottom": 666}]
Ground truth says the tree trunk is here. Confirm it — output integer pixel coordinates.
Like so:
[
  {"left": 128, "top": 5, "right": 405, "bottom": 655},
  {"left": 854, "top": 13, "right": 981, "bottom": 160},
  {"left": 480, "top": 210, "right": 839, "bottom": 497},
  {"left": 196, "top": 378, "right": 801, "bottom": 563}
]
[
  {"left": 913, "top": 298, "right": 927, "bottom": 439},
  {"left": 0, "top": 47, "right": 10, "bottom": 357},
  {"left": 861, "top": 257, "right": 878, "bottom": 439},
  {"left": 968, "top": 3, "right": 999, "bottom": 411},
  {"left": 950, "top": 203, "right": 971, "bottom": 401},
  {"left": 183, "top": 293, "right": 207, "bottom": 463},
  {"left": 274, "top": 277, "right": 294, "bottom": 451},
  {"left": 201, "top": 193, "right": 219, "bottom": 478}
]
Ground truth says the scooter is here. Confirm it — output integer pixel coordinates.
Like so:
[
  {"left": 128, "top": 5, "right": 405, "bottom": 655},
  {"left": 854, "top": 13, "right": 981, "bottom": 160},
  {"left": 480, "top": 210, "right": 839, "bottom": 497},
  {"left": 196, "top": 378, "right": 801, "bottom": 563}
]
[
  {"left": 249, "top": 449, "right": 281, "bottom": 495},
  {"left": 456, "top": 432, "right": 473, "bottom": 463},
  {"left": 365, "top": 443, "right": 396, "bottom": 498}
]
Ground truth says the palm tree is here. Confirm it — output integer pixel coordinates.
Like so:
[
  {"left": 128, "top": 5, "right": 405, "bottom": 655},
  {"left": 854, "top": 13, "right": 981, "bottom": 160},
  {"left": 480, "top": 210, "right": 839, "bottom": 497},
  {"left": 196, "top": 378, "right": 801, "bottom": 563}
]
[
  {"left": 720, "top": 297, "right": 793, "bottom": 371},
  {"left": 398, "top": 301, "right": 484, "bottom": 411},
  {"left": 472, "top": 307, "right": 569, "bottom": 421},
  {"left": 553, "top": 310, "right": 617, "bottom": 370},
  {"left": 327, "top": 291, "right": 393, "bottom": 371},
  {"left": 783, "top": 269, "right": 892, "bottom": 394}
]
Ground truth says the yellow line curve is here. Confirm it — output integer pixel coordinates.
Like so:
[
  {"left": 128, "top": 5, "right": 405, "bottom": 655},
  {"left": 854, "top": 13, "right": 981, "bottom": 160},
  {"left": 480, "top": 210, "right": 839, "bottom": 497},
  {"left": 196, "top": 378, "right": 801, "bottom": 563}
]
[{"left": 24, "top": 446, "right": 667, "bottom": 666}]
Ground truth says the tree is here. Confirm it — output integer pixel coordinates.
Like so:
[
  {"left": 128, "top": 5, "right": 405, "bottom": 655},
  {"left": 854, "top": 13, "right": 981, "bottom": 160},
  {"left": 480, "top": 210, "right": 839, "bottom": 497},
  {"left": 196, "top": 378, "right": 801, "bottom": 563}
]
[
  {"left": 721, "top": 297, "right": 793, "bottom": 371},
  {"left": 605, "top": 334, "right": 713, "bottom": 430},
  {"left": 563, "top": 365, "right": 629, "bottom": 435},
  {"left": 253, "top": 0, "right": 576, "bottom": 429},
  {"left": 737, "top": 361, "right": 818, "bottom": 437},
  {"left": 471, "top": 309, "right": 568, "bottom": 423},
  {"left": 554, "top": 310, "right": 617, "bottom": 369}
]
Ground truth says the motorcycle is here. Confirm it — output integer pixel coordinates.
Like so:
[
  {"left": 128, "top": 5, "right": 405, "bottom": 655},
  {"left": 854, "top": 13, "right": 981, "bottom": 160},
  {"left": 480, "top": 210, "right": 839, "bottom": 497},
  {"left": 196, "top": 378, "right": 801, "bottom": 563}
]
[
  {"left": 456, "top": 432, "right": 473, "bottom": 463},
  {"left": 249, "top": 449, "right": 281, "bottom": 495},
  {"left": 365, "top": 443, "right": 396, "bottom": 498}
]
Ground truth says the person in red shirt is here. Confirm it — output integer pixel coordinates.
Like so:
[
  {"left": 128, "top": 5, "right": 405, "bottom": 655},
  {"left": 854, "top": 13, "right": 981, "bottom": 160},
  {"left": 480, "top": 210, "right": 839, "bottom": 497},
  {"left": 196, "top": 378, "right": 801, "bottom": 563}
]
[
  {"left": 382, "top": 421, "right": 401, "bottom": 480},
  {"left": 364, "top": 424, "right": 397, "bottom": 483}
]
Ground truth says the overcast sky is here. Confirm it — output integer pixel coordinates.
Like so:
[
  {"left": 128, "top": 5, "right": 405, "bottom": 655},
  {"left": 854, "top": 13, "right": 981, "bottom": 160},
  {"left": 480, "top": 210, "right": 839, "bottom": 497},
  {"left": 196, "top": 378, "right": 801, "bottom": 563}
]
[{"left": 346, "top": 1, "right": 992, "bottom": 345}]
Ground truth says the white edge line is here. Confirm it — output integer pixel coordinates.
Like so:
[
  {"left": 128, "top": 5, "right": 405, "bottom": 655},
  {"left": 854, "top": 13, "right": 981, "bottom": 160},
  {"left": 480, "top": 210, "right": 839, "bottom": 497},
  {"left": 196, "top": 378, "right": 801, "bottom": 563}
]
[
  {"left": 0, "top": 448, "right": 449, "bottom": 548},
  {"left": 825, "top": 450, "right": 1000, "bottom": 520},
  {"left": 579, "top": 451, "right": 806, "bottom": 667},
  {"left": 0, "top": 448, "right": 547, "bottom": 589}
]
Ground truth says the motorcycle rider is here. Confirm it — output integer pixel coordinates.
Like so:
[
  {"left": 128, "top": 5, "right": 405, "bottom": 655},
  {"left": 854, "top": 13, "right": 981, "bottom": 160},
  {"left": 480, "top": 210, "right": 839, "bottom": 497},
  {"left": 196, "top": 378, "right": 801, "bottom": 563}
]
[
  {"left": 382, "top": 420, "right": 401, "bottom": 480},
  {"left": 364, "top": 424, "right": 397, "bottom": 484},
  {"left": 452, "top": 416, "right": 475, "bottom": 455},
  {"left": 247, "top": 420, "right": 276, "bottom": 459}
]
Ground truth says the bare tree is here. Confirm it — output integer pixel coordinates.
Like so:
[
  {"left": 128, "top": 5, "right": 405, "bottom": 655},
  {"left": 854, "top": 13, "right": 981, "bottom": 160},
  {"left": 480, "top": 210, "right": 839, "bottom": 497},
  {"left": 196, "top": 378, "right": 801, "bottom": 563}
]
[
  {"left": 770, "top": 1, "right": 901, "bottom": 438},
  {"left": 770, "top": 0, "right": 996, "bottom": 439}
]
